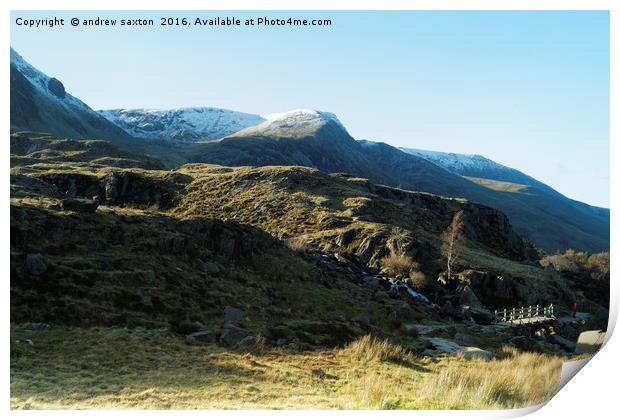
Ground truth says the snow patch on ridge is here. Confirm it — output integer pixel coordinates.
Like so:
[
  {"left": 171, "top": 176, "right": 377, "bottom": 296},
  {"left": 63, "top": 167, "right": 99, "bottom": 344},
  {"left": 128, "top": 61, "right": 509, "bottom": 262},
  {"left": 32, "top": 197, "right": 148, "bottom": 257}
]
[
  {"left": 234, "top": 109, "right": 348, "bottom": 138},
  {"left": 98, "top": 107, "right": 265, "bottom": 142},
  {"left": 401, "top": 147, "right": 509, "bottom": 173}
]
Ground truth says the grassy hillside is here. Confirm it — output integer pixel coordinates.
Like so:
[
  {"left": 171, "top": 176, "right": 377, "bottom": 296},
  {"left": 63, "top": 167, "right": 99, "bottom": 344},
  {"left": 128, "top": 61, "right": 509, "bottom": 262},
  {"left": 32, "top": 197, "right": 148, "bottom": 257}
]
[
  {"left": 181, "top": 125, "right": 608, "bottom": 253},
  {"left": 10, "top": 133, "right": 606, "bottom": 409}
]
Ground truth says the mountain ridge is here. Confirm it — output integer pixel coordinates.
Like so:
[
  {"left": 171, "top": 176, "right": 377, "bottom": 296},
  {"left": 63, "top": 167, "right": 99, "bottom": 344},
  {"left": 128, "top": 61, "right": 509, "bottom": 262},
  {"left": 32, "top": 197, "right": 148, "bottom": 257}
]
[
  {"left": 10, "top": 48, "right": 133, "bottom": 143},
  {"left": 98, "top": 107, "right": 265, "bottom": 142},
  {"left": 9, "top": 47, "right": 609, "bottom": 253}
]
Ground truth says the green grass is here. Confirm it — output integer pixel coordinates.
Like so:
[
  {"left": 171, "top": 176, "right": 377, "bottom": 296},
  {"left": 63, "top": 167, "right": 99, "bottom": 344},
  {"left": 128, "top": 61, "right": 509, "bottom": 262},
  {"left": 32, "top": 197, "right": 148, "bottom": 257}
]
[{"left": 10, "top": 326, "right": 564, "bottom": 410}]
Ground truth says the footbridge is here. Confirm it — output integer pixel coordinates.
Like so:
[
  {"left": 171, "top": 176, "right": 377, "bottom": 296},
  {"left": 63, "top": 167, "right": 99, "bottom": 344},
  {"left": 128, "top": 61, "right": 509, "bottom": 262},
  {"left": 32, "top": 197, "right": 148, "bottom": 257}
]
[{"left": 493, "top": 304, "right": 556, "bottom": 325}]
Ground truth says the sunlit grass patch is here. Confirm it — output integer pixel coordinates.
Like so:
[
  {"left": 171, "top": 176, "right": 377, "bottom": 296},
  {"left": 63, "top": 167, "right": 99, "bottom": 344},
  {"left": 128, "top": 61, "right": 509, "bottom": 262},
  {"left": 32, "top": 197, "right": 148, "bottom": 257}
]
[{"left": 10, "top": 327, "right": 564, "bottom": 410}]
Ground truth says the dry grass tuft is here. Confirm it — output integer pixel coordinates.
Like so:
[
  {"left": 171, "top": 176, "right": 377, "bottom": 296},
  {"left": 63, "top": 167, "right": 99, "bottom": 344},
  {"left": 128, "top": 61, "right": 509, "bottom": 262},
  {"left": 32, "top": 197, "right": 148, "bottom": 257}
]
[
  {"left": 286, "top": 236, "right": 309, "bottom": 252},
  {"left": 10, "top": 327, "right": 566, "bottom": 410},
  {"left": 418, "top": 346, "right": 563, "bottom": 409},
  {"left": 341, "top": 334, "right": 415, "bottom": 365}
]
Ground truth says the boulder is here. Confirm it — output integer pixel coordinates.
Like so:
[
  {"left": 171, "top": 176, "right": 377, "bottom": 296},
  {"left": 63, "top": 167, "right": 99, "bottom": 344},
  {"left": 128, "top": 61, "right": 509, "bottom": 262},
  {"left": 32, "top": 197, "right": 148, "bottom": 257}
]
[
  {"left": 459, "top": 347, "right": 492, "bottom": 360},
  {"left": 61, "top": 197, "right": 99, "bottom": 213},
  {"left": 197, "top": 260, "right": 220, "bottom": 275},
  {"left": 423, "top": 337, "right": 462, "bottom": 356},
  {"left": 25, "top": 253, "right": 48, "bottom": 276},
  {"left": 224, "top": 306, "right": 247, "bottom": 323},
  {"left": 468, "top": 307, "right": 495, "bottom": 325},
  {"left": 188, "top": 330, "right": 218, "bottom": 344},
  {"left": 220, "top": 323, "right": 254, "bottom": 347},
  {"left": 47, "top": 77, "right": 66, "bottom": 98},
  {"left": 411, "top": 338, "right": 434, "bottom": 354},
  {"left": 459, "top": 286, "right": 482, "bottom": 308},
  {"left": 574, "top": 330, "right": 605, "bottom": 355}
]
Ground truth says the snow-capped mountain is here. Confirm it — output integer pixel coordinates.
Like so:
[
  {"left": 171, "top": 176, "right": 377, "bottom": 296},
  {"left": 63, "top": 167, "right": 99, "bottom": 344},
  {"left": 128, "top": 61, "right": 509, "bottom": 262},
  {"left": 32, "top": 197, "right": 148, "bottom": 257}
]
[
  {"left": 399, "top": 147, "right": 554, "bottom": 193},
  {"left": 231, "top": 109, "right": 347, "bottom": 138},
  {"left": 10, "top": 48, "right": 131, "bottom": 141},
  {"left": 98, "top": 108, "right": 265, "bottom": 142}
]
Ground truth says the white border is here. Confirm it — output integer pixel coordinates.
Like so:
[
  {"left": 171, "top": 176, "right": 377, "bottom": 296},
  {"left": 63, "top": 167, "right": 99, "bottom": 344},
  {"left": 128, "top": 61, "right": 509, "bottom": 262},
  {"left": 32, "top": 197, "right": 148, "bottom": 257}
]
[{"left": 2, "top": 1, "right": 617, "bottom": 419}]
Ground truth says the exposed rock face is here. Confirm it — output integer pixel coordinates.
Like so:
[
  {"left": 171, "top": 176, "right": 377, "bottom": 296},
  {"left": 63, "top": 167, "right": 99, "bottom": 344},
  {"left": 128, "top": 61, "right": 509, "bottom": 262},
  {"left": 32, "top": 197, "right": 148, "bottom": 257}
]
[
  {"left": 355, "top": 229, "right": 389, "bottom": 267},
  {"left": 47, "top": 78, "right": 66, "bottom": 99},
  {"left": 197, "top": 260, "right": 220, "bottom": 275},
  {"left": 457, "top": 270, "right": 527, "bottom": 308},
  {"left": 460, "top": 204, "right": 528, "bottom": 259}
]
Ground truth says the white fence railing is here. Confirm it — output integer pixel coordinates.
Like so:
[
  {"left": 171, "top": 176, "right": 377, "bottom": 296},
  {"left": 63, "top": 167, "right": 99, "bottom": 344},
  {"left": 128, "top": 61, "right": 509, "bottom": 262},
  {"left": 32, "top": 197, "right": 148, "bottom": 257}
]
[{"left": 493, "top": 304, "right": 555, "bottom": 324}]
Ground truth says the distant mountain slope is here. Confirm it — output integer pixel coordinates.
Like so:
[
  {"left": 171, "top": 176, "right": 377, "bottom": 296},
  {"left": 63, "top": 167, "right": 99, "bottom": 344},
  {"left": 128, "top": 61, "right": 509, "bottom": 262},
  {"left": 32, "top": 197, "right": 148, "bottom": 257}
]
[
  {"left": 400, "top": 148, "right": 556, "bottom": 194},
  {"left": 188, "top": 110, "right": 481, "bottom": 198},
  {"left": 98, "top": 108, "right": 265, "bottom": 142},
  {"left": 9, "top": 48, "right": 133, "bottom": 142},
  {"left": 399, "top": 146, "right": 610, "bottom": 250}
]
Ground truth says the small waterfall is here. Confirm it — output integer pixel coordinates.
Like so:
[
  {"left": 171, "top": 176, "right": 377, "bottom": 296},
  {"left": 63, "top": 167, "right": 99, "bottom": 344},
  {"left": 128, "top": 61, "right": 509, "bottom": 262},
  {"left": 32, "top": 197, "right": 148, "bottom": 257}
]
[{"left": 388, "top": 279, "right": 433, "bottom": 305}]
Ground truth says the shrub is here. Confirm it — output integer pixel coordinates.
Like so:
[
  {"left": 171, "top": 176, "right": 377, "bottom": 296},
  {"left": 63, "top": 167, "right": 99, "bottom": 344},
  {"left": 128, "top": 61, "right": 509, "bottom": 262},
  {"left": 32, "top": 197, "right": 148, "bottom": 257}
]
[
  {"left": 541, "top": 250, "right": 609, "bottom": 282},
  {"left": 587, "top": 252, "right": 610, "bottom": 281},
  {"left": 408, "top": 270, "right": 429, "bottom": 290},
  {"left": 380, "top": 253, "right": 418, "bottom": 278}
]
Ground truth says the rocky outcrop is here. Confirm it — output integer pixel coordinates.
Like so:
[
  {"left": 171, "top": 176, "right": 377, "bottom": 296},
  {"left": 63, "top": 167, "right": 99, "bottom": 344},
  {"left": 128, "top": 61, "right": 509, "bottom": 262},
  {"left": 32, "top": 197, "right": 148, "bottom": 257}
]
[
  {"left": 220, "top": 323, "right": 255, "bottom": 347},
  {"left": 47, "top": 78, "right": 65, "bottom": 99},
  {"left": 25, "top": 253, "right": 48, "bottom": 276},
  {"left": 62, "top": 197, "right": 99, "bottom": 213}
]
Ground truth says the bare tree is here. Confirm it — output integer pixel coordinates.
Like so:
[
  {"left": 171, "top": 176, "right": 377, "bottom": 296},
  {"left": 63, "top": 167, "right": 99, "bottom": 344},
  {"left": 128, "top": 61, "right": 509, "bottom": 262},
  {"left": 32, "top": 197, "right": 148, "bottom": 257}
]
[{"left": 441, "top": 210, "right": 466, "bottom": 278}]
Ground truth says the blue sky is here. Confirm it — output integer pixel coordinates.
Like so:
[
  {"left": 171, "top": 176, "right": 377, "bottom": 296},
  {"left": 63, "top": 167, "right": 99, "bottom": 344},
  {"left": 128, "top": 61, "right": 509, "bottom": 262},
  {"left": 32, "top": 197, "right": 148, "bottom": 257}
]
[{"left": 11, "top": 10, "right": 610, "bottom": 207}]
